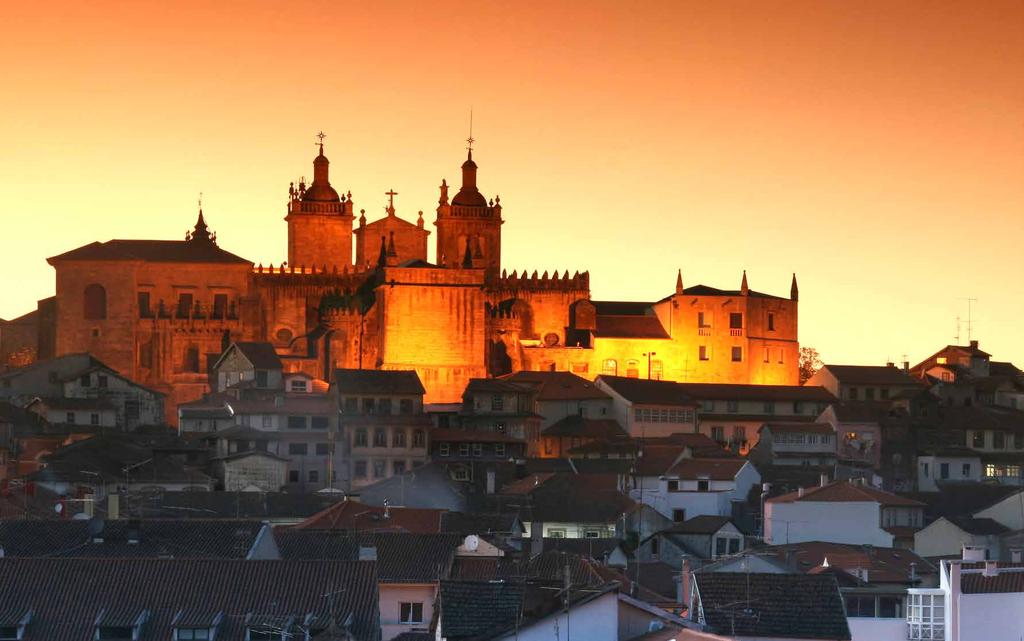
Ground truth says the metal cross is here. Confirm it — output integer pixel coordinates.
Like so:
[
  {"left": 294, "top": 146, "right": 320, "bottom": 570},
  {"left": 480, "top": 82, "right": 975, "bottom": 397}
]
[
  {"left": 466, "top": 108, "right": 474, "bottom": 152},
  {"left": 385, "top": 189, "right": 398, "bottom": 210},
  {"left": 316, "top": 131, "right": 326, "bottom": 144}
]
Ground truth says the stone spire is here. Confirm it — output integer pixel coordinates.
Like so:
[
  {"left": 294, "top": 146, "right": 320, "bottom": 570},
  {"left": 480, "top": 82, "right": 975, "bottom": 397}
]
[
  {"left": 740, "top": 270, "right": 749, "bottom": 296},
  {"left": 190, "top": 209, "right": 212, "bottom": 243},
  {"left": 790, "top": 273, "right": 799, "bottom": 301},
  {"left": 387, "top": 231, "right": 397, "bottom": 258},
  {"left": 675, "top": 269, "right": 683, "bottom": 295},
  {"left": 377, "top": 235, "right": 387, "bottom": 268}
]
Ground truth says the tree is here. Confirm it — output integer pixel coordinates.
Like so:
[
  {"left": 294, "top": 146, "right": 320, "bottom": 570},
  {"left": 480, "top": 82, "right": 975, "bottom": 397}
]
[{"left": 799, "top": 346, "right": 822, "bottom": 384}]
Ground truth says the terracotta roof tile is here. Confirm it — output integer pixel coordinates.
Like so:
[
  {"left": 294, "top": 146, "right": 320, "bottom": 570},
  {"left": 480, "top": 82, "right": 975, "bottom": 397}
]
[
  {"left": 769, "top": 480, "right": 925, "bottom": 507},
  {"left": 666, "top": 458, "right": 746, "bottom": 480}
]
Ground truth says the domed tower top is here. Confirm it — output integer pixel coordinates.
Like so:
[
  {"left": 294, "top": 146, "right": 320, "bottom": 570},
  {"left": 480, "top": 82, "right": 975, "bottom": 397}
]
[
  {"left": 302, "top": 135, "right": 340, "bottom": 202},
  {"left": 452, "top": 149, "right": 488, "bottom": 207}
]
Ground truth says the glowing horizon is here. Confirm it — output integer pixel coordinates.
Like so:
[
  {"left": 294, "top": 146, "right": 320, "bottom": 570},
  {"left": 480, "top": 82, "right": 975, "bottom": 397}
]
[{"left": 1, "top": 0, "right": 1022, "bottom": 369}]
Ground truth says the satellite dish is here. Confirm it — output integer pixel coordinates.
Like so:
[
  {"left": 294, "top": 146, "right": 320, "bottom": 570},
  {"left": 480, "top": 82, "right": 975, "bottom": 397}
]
[{"left": 464, "top": 534, "right": 480, "bottom": 552}]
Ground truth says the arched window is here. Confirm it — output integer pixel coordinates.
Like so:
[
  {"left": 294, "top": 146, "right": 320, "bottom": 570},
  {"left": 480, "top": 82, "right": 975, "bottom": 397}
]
[
  {"left": 651, "top": 360, "right": 664, "bottom": 380},
  {"left": 83, "top": 284, "right": 107, "bottom": 320},
  {"left": 602, "top": 359, "right": 617, "bottom": 376}
]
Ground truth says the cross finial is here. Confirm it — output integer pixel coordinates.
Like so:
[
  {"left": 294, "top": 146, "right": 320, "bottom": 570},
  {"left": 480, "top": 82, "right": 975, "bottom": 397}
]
[
  {"left": 316, "top": 131, "right": 326, "bottom": 154},
  {"left": 385, "top": 189, "right": 398, "bottom": 214},
  {"left": 466, "top": 108, "right": 474, "bottom": 153},
  {"left": 198, "top": 191, "right": 203, "bottom": 212}
]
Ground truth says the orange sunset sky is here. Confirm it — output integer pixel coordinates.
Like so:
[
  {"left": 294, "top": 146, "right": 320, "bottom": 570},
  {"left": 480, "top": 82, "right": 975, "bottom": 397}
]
[{"left": 1, "top": 0, "right": 1022, "bottom": 367}]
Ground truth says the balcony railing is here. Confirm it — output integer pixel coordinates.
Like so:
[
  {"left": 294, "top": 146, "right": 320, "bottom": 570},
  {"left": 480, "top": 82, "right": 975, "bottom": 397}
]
[
  {"left": 698, "top": 327, "right": 711, "bottom": 336},
  {"left": 729, "top": 328, "right": 743, "bottom": 337}
]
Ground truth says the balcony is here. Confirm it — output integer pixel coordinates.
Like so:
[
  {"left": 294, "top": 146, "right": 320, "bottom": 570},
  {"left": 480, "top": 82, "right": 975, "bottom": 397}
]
[
  {"left": 698, "top": 327, "right": 711, "bottom": 336},
  {"left": 729, "top": 328, "right": 743, "bottom": 337}
]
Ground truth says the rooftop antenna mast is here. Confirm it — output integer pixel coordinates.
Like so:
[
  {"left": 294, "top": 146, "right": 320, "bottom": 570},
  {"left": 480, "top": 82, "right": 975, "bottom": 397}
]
[{"left": 958, "top": 297, "right": 978, "bottom": 343}]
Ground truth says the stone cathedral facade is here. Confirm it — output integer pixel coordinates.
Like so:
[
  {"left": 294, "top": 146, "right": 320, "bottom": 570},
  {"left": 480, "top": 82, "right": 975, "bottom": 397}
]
[{"left": 8, "top": 139, "right": 801, "bottom": 421}]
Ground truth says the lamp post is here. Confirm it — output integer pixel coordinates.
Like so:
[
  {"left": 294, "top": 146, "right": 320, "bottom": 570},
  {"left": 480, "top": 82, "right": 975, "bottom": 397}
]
[{"left": 643, "top": 352, "right": 657, "bottom": 379}]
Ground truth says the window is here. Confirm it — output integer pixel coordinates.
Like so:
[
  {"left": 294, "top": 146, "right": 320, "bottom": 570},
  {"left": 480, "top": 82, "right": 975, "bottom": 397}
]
[
  {"left": 1016, "top": 433, "right": 1024, "bottom": 449},
  {"left": 602, "top": 359, "right": 618, "bottom": 376},
  {"left": 363, "top": 398, "right": 376, "bottom": 414},
  {"left": 176, "top": 628, "right": 211, "bottom": 640},
  {"left": 726, "top": 400, "right": 739, "bottom": 413},
  {"left": 354, "top": 428, "right": 368, "bottom": 448},
  {"left": 308, "top": 416, "right": 327, "bottom": 430},
  {"left": 185, "top": 346, "right": 201, "bottom": 373},
  {"left": 97, "top": 626, "right": 135, "bottom": 640},
  {"left": 878, "top": 596, "right": 901, "bottom": 618},
  {"left": 940, "top": 463, "right": 949, "bottom": 479},
  {"left": 66, "top": 412, "right": 75, "bottom": 424},
  {"left": 907, "top": 592, "right": 944, "bottom": 640},
  {"left": 728, "top": 538, "right": 740, "bottom": 554},
  {"left": 439, "top": 443, "right": 450, "bottom": 457},
  {"left": 344, "top": 398, "right": 359, "bottom": 414},
  {"left": 451, "top": 466, "right": 471, "bottom": 481},
  {"left": 667, "top": 480, "right": 680, "bottom": 492},
  {"left": 730, "top": 347, "right": 742, "bottom": 362},
  {"left": 583, "top": 530, "right": 601, "bottom": 539},
  {"left": 399, "top": 602, "right": 424, "bottom": 624},
  {"left": 697, "top": 479, "right": 710, "bottom": 492},
  {"left": 304, "top": 470, "right": 317, "bottom": 483},
  {"left": 413, "top": 429, "right": 425, "bottom": 448},
  {"left": 793, "top": 401, "right": 804, "bottom": 414},
  {"left": 288, "top": 443, "right": 308, "bottom": 455},
  {"left": 729, "top": 312, "right": 743, "bottom": 329},
  {"left": 373, "top": 429, "right": 388, "bottom": 447},
  {"left": 491, "top": 394, "right": 504, "bottom": 411},
  {"left": 672, "top": 509, "right": 686, "bottom": 522},
  {"left": 495, "top": 422, "right": 507, "bottom": 433},
  {"left": 472, "top": 443, "right": 483, "bottom": 457},
  {"left": 732, "top": 426, "right": 746, "bottom": 443},
  {"left": 212, "top": 293, "right": 228, "bottom": 319},
  {"left": 400, "top": 399, "right": 414, "bottom": 414},
  {"left": 845, "top": 595, "right": 876, "bottom": 618},
  {"left": 315, "top": 442, "right": 329, "bottom": 456},
  {"left": 650, "top": 537, "right": 660, "bottom": 556},
  {"left": 698, "top": 311, "right": 710, "bottom": 328},
  {"left": 699, "top": 346, "right": 709, "bottom": 361},
  {"left": 624, "top": 360, "right": 640, "bottom": 378},
  {"left": 290, "top": 379, "right": 308, "bottom": 392},
  {"left": 354, "top": 460, "right": 367, "bottom": 478},
  {"left": 548, "top": 528, "right": 567, "bottom": 539},
  {"left": 378, "top": 399, "right": 392, "bottom": 415},
  {"left": 711, "top": 426, "right": 724, "bottom": 442},
  {"left": 137, "top": 291, "right": 152, "bottom": 318},
  {"left": 767, "top": 312, "right": 775, "bottom": 331},
  {"left": 90, "top": 413, "right": 100, "bottom": 425},
  {"left": 495, "top": 443, "right": 506, "bottom": 457},
  {"left": 763, "top": 401, "right": 774, "bottom": 414},
  {"left": 715, "top": 537, "right": 728, "bottom": 557},
  {"left": 962, "top": 463, "right": 971, "bottom": 477},
  {"left": 881, "top": 388, "right": 890, "bottom": 399},
  {"left": 651, "top": 360, "right": 663, "bottom": 380},
  {"left": 84, "top": 284, "right": 107, "bottom": 319},
  {"left": 98, "top": 375, "right": 108, "bottom": 388},
  {"left": 866, "top": 388, "right": 876, "bottom": 400},
  {"left": 994, "top": 431, "right": 1006, "bottom": 449},
  {"left": 80, "top": 374, "right": 91, "bottom": 387},
  {"left": 287, "top": 415, "right": 306, "bottom": 430},
  {"left": 763, "top": 348, "right": 770, "bottom": 363},
  {"left": 393, "top": 460, "right": 406, "bottom": 475},
  {"left": 848, "top": 387, "right": 859, "bottom": 400},
  {"left": 125, "top": 401, "right": 140, "bottom": 420},
  {"left": 288, "top": 470, "right": 300, "bottom": 482},
  {"left": 372, "top": 460, "right": 386, "bottom": 478},
  {"left": 459, "top": 443, "right": 470, "bottom": 457},
  {"left": 393, "top": 430, "right": 406, "bottom": 448},
  {"left": 972, "top": 431, "right": 985, "bottom": 448},
  {"left": 177, "top": 292, "right": 193, "bottom": 318}
]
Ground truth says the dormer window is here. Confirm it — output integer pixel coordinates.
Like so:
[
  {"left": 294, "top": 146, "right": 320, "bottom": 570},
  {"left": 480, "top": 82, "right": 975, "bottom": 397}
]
[
  {"left": 95, "top": 609, "right": 149, "bottom": 641},
  {"left": 172, "top": 610, "right": 222, "bottom": 641},
  {"left": 289, "top": 379, "right": 308, "bottom": 393},
  {"left": 0, "top": 610, "right": 31, "bottom": 641},
  {"left": 244, "top": 614, "right": 312, "bottom": 641}
]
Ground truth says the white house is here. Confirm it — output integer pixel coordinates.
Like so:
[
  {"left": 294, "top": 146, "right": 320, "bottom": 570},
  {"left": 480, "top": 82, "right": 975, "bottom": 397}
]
[
  {"left": 916, "top": 451, "right": 982, "bottom": 491},
  {"left": 914, "top": 517, "right": 1009, "bottom": 560},
  {"left": 765, "top": 479, "right": 924, "bottom": 547},
  {"left": 973, "top": 489, "right": 1024, "bottom": 529},
  {"left": 908, "top": 549, "right": 1024, "bottom": 641},
  {"left": 633, "top": 456, "right": 759, "bottom": 523}
]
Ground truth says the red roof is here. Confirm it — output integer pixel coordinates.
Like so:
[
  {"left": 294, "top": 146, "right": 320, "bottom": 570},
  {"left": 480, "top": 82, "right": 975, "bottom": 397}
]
[
  {"left": 501, "top": 371, "right": 611, "bottom": 401},
  {"left": 666, "top": 458, "right": 746, "bottom": 480},
  {"left": 294, "top": 498, "right": 444, "bottom": 533},
  {"left": 769, "top": 480, "right": 925, "bottom": 507},
  {"left": 500, "top": 473, "right": 556, "bottom": 495}
]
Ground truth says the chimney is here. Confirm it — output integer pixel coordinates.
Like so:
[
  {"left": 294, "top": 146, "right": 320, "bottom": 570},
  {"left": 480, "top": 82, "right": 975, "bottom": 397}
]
[
  {"left": 909, "top": 562, "right": 917, "bottom": 583},
  {"left": 962, "top": 545, "right": 985, "bottom": 562},
  {"left": 983, "top": 560, "right": 998, "bottom": 577},
  {"left": 886, "top": 361, "right": 895, "bottom": 368},
  {"left": 902, "top": 361, "right": 910, "bottom": 373},
  {"left": 107, "top": 493, "right": 120, "bottom": 520},
  {"left": 797, "top": 487, "right": 805, "bottom": 498},
  {"left": 1012, "top": 549, "right": 1023, "bottom": 563},
  {"left": 970, "top": 340, "right": 979, "bottom": 350},
  {"left": 819, "top": 473, "right": 829, "bottom": 487}
]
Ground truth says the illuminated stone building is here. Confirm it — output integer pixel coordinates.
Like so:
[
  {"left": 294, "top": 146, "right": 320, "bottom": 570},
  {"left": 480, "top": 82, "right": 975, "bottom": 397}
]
[{"left": 10, "top": 137, "right": 800, "bottom": 422}]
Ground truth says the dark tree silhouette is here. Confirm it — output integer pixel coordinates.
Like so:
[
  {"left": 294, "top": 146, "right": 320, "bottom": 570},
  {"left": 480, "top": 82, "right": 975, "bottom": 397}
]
[{"left": 799, "top": 346, "right": 822, "bottom": 384}]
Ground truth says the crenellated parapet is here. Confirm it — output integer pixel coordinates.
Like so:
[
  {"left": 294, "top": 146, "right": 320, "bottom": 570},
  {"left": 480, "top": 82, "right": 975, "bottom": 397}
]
[
  {"left": 253, "top": 263, "right": 372, "bottom": 296},
  {"left": 491, "top": 268, "right": 590, "bottom": 294}
]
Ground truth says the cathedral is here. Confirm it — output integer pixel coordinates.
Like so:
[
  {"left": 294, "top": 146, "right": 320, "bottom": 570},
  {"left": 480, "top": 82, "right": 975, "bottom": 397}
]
[{"left": 14, "top": 137, "right": 801, "bottom": 420}]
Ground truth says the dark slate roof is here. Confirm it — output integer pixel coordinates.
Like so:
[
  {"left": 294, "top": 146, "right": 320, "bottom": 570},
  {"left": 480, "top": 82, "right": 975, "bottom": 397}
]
[
  {"left": 440, "top": 511, "right": 521, "bottom": 536},
  {"left": 597, "top": 376, "right": 697, "bottom": 406},
  {"left": 664, "top": 515, "right": 733, "bottom": 535},
  {"left": 273, "top": 530, "right": 462, "bottom": 583},
  {"left": 694, "top": 573, "right": 851, "bottom": 640},
  {"left": 332, "top": 369, "right": 425, "bottom": 396},
  {"left": 28, "top": 435, "right": 211, "bottom": 486},
  {"left": 540, "top": 537, "right": 622, "bottom": 561},
  {"left": 438, "top": 580, "right": 527, "bottom": 641},
  {"left": 495, "top": 473, "right": 637, "bottom": 524},
  {"left": 542, "top": 416, "right": 628, "bottom": 439},
  {"left": 464, "top": 378, "right": 535, "bottom": 394},
  {"left": 594, "top": 315, "right": 670, "bottom": 339},
  {"left": 0, "top": 558, "right": 378, "bottom": 641},
  {"left": 47, "top": 239, "right": 251, "bottom": 265},
  {"left": 501, "top": 371, "right": 611, "bottom": 401},
  {"left": 124, "top": 491, "right": 344, "bottom": 520},
  {"left": 901, "top": 484, "right": 1021, "bottom": 521},
  {"left": 294, "top": 498, "right": 444, "bottom": 533},
  {"left": 232, "top": 342, "right": 283, "bottom": 370},
  {"left": 820, "top": 364, "right": 922, "bottom": 386},
  {"left": 0, "top": 519, "right": 264, "bottom": 559},
  {"left": 947, "top": 516, "right": 1010, "bottom": 536},
  {"left": 677, "top": 383, "right": 836, "bottom": 402}
]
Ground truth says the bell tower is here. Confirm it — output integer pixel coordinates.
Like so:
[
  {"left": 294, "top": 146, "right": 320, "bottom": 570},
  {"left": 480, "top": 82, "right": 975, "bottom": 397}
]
[
  {"left": 434, "top": 136, "right": 503, "bottom": 280},
  {"left": 285, "top": 133, "right": 355, "bottom": 269}
]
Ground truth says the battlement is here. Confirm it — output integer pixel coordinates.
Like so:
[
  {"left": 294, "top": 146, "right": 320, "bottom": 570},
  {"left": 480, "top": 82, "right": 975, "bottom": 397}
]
[
  {"left": 493, "top": 269, "right": 590, "bottom": 292},
  {"left": 486, "top": 301, "right": 520, "bottom": 320},
  {"left": 253, "top": 263, "right": 371, "bottom": 294}
]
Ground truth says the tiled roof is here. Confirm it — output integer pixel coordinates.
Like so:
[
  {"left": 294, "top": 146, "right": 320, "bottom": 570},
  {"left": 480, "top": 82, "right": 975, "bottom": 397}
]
[
  {"left": 633, "top": 444, "right": 688, "bottom": 476},
  {"left": 594, "top": 315, "right": 670, "bottom": 339},
  {"left": 438, "top": 580, "right": 526, "bottom": 641},
  {"left": 0, "top": 558, "right": 378, "bottom": 640},
  {"left": 755, "top": 541, "right": 935, "bottom": 583},
  {"left": 500, "top": 473, "right": 556, "bottom": 495},
  {"left": 123, "top": 491, "right": 344, "bottom": 520},
  {"left": 501, "top": 371, "right": 611, "bottom": 401},
  {"left": 681, "top": 284, "right": 785, "bottom": 300},
  {"left": 768, "top": 480, "right": 925, "bottom": 507},
  {"left": 448, "top": 557, "right": 520, "bottom": 581},
  {"left": 597, "top": 376, "right": 697, "bottom": 406},
  {"left": 820, "top": 364, "right": 922, "bottom": 386},
  {"left": 332, "top": 369, "right": 425, "bottom": 396},
  {"left": 694, "top": 573, "right": 851, "bottom": 640},
  {"left": 678, "top": 383, "right": 836, "bottom": 402},
  {"left": 495, "top": 473, "right": 637, "bottom": 524},
  {"left": 35, "top": 396, "right": 117, "bottom": 410},
  {"left": 231, "top": 342, "right": 283, "bottom": 370},
  {"left": 47, "top": 239, "right": 251, "bottom": 265},
  {"left": 440, "top": 511, "right": 521, "bottom": 536},
  {"left": 542, "top": 416, "right": 628, "bottom": 439},
  {"left": 294, "top": 498, "right": 444, "bottom": 533},
  {"left": 274, "top": 530, "right": 463, "bottom": 583},
  {"left": 28, "top": 435, "right": 211, "bottom": 486},
  {"left": 665, "top": 515, "right": 733, "bottom": 535},
  {"left": 666, "top": 458, "right": 746, "bottom": 480},
  {"left": 464, "top": 378, "right": 535, "bottom": 394},
  {"left": 947, "top": 516, "right": 1010, "bottom": 536},
  {"left": 540, "top": 536, "right": 622, "bottom": 561},
  {"left": 902, "top": 483, "right": 1019, "bottom": 521},
  {"left": 0, "top": 519, "right": 265, "bottom": 558},
  {"left": 959, "top": 563, "right": 1024, "bottom": 594}
]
